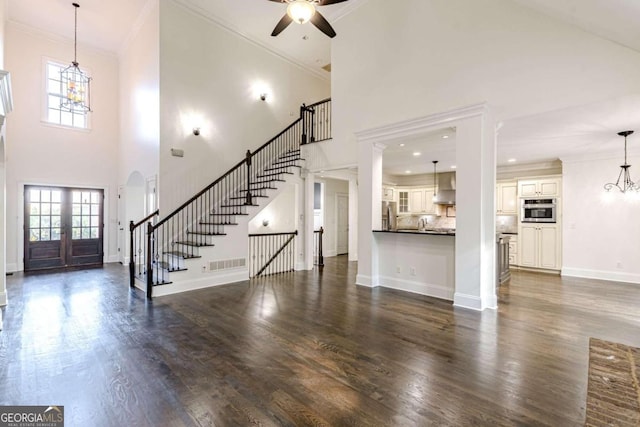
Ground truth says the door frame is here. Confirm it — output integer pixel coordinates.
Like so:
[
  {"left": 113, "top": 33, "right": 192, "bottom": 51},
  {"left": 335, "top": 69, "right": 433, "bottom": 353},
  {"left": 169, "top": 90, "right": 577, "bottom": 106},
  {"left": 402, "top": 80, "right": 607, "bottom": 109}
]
[
  {"left": 335, "top": 192, "right": 349, "bottom": 255},
  {"left": 17, "top": 182, "right": 113, "bottom": 272},
  {"left": 117, "top": 185, "right": 126, "bottom": 264}
]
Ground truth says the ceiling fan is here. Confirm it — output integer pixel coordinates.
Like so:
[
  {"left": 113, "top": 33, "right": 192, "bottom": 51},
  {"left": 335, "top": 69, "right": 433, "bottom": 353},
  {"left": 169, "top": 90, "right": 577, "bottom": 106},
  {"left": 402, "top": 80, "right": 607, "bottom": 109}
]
[{"left": 269, "top": 0, "right": 349, "bottom": 39}]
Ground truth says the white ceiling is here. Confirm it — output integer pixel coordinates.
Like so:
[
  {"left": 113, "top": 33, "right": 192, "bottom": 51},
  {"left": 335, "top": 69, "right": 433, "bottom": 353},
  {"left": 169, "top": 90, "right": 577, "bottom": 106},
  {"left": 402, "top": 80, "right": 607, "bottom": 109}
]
[{"left": 7, "top": 0, "right": 640, "bottom": 173}]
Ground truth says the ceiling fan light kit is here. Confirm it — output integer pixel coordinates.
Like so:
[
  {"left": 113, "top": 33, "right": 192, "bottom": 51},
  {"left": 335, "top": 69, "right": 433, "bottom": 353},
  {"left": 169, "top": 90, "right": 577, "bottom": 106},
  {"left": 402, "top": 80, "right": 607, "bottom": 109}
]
[
  {"left": 269, "top": 0, "right": 348, "bottom": 38},
  {"left": 287, "top": 1, "right": 316, "bottom": 24},
  {"left": 604, "top": 130, "right": 639, "bottom": 193}
]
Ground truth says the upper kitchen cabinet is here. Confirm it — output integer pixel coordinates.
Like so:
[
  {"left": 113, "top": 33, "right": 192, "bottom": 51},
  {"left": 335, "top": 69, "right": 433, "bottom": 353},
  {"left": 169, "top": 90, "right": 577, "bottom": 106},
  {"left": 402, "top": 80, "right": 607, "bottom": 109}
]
[
  {"left": 496, "top": 181, "right": 517, "bottom": 214},
  {"left": 518, "top": 177, "right": 561, "bottom": 198},
  {"left": 382, "top": 186, "right": 396, "bottom": 202},
  {"left": 409, "top": 187, "right": 436, "bottom": 214}
]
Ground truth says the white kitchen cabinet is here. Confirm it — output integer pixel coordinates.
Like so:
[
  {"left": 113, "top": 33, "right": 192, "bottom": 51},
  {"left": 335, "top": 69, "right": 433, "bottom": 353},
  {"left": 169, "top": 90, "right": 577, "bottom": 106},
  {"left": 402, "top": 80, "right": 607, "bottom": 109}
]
[
  {"left": 398, "top": 191, "right": 409, "bottom": 213},
  {"left": 408, "top": 187, "right": 436, "bottom": 214},
  {"left": 508, "top": 235, "right": 518, "bottom": 266},
  {"left": 382, "top": 186, "right": 395, "bottom": 202},
  {"left": 496, "top": 181, "right": 517, "bottom": 214},
  {"left": 519, "top": 224, "right": 560, "bottom": 270},
  {"left": 518, "top": 178, "right": 561, "bottom": 198}
]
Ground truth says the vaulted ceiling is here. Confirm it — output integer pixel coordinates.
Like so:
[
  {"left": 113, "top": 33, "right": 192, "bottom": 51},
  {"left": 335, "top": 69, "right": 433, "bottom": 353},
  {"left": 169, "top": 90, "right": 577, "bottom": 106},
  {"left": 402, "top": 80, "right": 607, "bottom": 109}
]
[{"left": 7, "top": 0, "right": 640, "bottom": 169}]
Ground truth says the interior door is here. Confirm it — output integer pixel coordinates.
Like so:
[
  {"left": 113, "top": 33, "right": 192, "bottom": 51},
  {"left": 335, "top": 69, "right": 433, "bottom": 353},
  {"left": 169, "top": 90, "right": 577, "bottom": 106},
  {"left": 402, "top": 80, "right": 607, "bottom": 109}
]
[
  {"left": 25, "top": 186, "right": 104, "bottom": 272},
  {"left": 117, "top": 185, "right": 125, "bottom": 264},
  {"left": 336, "top": 193, "right": 349, "bottom": 255}
]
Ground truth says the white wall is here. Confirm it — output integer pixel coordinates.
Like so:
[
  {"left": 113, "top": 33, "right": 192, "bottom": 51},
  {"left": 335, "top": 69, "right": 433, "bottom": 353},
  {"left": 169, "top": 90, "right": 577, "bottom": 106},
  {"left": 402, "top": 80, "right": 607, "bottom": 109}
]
[
  {"left": 5, "top": 23, "right": 120, "bottom": 271},
  {"left": 248, "top": 184, "right": 297, "bottom": 234},
  {"left": 562, "top": 156, "right": 640, "bottom": 284},
  {"left": 158, "top": 0, "right": 330, "bottom": 216},
  {"left": 119, "top": 0, "right": 159, "bottom": 187},
  {"left": 0, "top": 0, "right": 7, "bottom": 305},
  {"left": 326, "top": 0, "right": 640, "bottom": 169}
]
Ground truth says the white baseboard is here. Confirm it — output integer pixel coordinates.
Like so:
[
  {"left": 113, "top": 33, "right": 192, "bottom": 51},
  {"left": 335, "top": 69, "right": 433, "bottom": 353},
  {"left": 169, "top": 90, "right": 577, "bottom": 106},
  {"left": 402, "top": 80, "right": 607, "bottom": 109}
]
[
  {"left": 0, "top": 291, "right": 7, "bottom": 306},
  {"left": 324, "top": 249, "right": 338, "bottom": 257},
  {"left": 453, "top": 293, "right": 483, "bottom": 311},
  {"left": 152, "top": 268, "right": 250, "bottom": 298},
  {"left": 378, "top": 276, "right": 453, "bottom": 301},
  {"left": 356, "top": 274, "right": 374, "bottom": 287},
  {"left": 6, "top": 263, "right": 17, "bottom": 273},
  {"left": 562, "top": 267, "right": 640, "bottom": 285}
]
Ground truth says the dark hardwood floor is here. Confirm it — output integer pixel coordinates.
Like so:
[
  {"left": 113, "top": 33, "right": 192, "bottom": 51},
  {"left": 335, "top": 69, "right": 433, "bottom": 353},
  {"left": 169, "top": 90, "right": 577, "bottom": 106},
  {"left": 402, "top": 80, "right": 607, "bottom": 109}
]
[{"left": 1, "top": 257, "right": 639, "bottom": 426}]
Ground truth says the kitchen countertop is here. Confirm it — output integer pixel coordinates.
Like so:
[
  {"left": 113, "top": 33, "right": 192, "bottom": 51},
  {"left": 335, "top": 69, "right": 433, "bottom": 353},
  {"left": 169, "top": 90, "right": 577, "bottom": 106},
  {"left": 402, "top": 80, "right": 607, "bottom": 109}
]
[{"left": 373, "top": 229, "right": 456, "bottom": 236}]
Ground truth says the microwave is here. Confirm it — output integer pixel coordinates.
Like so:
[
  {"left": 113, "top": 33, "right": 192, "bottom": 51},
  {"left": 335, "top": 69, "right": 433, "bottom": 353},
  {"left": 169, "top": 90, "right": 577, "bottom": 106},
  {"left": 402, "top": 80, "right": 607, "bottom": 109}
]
[{"left": 521, "top": 198, "right": 556, "bottom": 223}]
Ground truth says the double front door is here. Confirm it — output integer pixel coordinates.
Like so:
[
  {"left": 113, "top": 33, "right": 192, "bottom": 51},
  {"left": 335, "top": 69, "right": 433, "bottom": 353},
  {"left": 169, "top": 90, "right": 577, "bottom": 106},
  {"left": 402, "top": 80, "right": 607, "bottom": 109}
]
[{"left": 24, "top": 186, "right": 104, "bottom": 271}]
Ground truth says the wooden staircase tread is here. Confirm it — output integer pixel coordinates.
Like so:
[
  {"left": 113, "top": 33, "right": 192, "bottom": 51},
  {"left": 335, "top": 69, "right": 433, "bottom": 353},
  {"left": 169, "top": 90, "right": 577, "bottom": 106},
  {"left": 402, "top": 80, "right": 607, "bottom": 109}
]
[
  {"left": 230, "top": 195, "right": 268, "bottom": 200},
  {"left": 152, "top": 281, "right": 173, "bottom": 286},
  {"left": 164, "top": 251, "right": 202, "bottom": 259},
  {"left": 187, "top": 231, "right": 227, "bottom": 236},
  {"left": 264, "top": 165, "right": 302, "bottom": 172},
  {"left": 199, "top": 222, "right": 238, "bottom": 226},
  {"left": 239, "top": 187, "right": 276, "bottom": 192},
  {"left": 256, "top": 171, "right": 294, "bottom": 178},
  {"left": 252, "top": 179, "right": 284, "bottom": 184},
  {"left": 220, "top": 204, "right": 259, "bottom": 208},
  {"left": 174, "top": 241, "right": 215, "bottom": 247},
  {"left": 210, "top": 212, "right": 248, "bottom": 216}
]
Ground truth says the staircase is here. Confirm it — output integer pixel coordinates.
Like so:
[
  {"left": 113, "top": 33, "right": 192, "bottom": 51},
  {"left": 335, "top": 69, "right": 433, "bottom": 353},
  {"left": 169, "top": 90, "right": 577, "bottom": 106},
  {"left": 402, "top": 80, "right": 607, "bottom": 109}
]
[{"left": 130, "top": 98, "right": 331, "bottom": 298}]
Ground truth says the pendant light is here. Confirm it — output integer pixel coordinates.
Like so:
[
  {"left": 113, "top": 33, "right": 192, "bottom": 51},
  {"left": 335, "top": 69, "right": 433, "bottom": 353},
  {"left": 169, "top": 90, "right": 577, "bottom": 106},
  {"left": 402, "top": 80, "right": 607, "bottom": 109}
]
[
  {"left": 604, "top": 130, "right": 639, "bottom": 193},
  {"left": 60, "top": 2, "right": 91, "bottom": 114},
  {"left": 432, "top": 160, "right": 439, "bottom": 201}
]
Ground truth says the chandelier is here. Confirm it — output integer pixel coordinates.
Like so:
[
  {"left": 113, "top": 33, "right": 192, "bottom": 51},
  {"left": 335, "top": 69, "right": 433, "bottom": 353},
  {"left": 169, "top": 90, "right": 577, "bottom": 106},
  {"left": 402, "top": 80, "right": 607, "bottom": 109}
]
[
  {"left": 60, "top": 2, "right": 91, "bottom": 114},
  {"left": 604, "top": 130, "right": 639, "bottom": 193}
]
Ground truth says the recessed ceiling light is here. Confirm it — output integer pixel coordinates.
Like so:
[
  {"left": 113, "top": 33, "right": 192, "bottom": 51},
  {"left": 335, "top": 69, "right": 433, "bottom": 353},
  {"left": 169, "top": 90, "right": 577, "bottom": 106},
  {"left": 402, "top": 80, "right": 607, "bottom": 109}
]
[
  {"left": 451, "top": 165, "right": 457, "bottom": 169},
  {"left": 442, "top": 135, "right": 449, "bottom": 139},
  {"left": 508, "top": 158, "right": 517, "bottom": 163},
  {"left": 399, "top": 143, "right": 405, "bottom": 147},
  {"left": 405, "top": 170, "right": 411, "bottom": 174},
  {"left": 413, "top": 152, "right": 421, "bottom": 157}
]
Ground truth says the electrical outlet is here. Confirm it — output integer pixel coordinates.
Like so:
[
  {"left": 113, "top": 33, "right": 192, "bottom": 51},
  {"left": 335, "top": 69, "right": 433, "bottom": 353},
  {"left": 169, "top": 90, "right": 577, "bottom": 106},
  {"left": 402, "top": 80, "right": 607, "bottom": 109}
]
[
  {"left": 410, "top": 267, "right": 416, "bottom": 276},
  {"left": 396, "top": 266, "right": 401, "bottom": 274},
  {"left": 616, "top": 261, "right": 623, "bottom": 269}
]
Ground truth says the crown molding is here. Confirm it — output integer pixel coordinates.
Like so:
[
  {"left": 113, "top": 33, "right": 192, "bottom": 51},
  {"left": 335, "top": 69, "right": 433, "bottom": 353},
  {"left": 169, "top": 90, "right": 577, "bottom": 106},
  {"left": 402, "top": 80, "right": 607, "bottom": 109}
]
[
  {"left": 118, "top": 0, "right": 159, "bottom": 58},
  {"left": 7, "top": 20, "right": 118, "bottom": 58}
]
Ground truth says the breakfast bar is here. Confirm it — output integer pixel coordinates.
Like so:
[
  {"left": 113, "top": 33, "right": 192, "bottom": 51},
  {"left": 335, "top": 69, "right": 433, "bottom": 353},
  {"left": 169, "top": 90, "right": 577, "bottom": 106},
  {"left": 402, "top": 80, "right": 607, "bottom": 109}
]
[{"left": 372, "top": 230, "right": 456, "bottom": 301}]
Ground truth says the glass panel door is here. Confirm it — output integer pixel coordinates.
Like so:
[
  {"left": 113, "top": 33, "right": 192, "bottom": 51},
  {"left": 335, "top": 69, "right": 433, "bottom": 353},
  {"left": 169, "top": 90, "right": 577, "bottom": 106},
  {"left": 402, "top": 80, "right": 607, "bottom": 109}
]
[{"left": 24, "top": 186, "right": 104, "bottom": 271}]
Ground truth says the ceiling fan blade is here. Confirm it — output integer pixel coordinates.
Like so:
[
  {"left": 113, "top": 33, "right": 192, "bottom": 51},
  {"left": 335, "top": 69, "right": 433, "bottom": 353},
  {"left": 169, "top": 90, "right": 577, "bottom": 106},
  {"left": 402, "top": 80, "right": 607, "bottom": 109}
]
[
  {"left": 310, "top": 11, "right": 337, "bottom": 38},
  {"left": 318, "top": 0, "right": 349, "bottom": 5},
  {"left": 271, "top": 14, "right": 293, "bottom": 36}
]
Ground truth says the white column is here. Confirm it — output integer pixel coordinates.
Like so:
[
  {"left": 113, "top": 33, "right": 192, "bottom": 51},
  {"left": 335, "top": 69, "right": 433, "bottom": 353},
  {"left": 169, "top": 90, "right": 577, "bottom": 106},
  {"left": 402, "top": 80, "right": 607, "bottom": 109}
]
[
  {"left": 356, "top": 141, "right": 385, "bottom": 287},
  {"left": 348, "top": 175, "right": 358, "bottom": 262},
  {"left": 454, "top": 114, "right": 497, "bottom": 310},
  {"left": 0, "top": 128, "right": 6, "bottom": 308}
]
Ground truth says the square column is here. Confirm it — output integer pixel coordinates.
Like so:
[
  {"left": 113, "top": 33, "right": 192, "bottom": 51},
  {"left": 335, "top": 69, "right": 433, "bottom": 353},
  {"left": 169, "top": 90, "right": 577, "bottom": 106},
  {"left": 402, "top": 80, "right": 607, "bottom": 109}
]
[{"left": 454, "top": 114, "right": 497, "bottom": 310}]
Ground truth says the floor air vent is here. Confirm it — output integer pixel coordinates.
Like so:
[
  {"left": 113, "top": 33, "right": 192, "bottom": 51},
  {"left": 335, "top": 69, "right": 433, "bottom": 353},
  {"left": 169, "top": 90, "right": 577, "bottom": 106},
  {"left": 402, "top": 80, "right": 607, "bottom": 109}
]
[{"left": 209, "top": 258, "right": 246, "bottom": 271}]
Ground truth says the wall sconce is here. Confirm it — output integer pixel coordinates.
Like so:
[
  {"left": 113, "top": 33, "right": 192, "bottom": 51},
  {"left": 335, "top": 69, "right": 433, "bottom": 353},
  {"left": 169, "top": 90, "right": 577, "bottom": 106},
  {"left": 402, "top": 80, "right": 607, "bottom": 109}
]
[
  {"left": 260, "top": 93, "right": 267, "bottom": 101},
  {"left": 262, "top": 218, "right": 269, "bottom": 227},
  {"left": 192, "top": 127, "right": 200, "bottom": 136}
]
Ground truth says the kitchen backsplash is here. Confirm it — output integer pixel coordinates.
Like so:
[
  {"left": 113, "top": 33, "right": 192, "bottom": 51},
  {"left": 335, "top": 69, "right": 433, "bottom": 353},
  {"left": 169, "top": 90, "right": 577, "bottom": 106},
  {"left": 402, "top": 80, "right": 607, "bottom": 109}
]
[
  {"left": 397, "top": 214, "right": 456, "bottom": 230},
  {"left": 496, "top": 214, "right": 518, "bottom": 233}
]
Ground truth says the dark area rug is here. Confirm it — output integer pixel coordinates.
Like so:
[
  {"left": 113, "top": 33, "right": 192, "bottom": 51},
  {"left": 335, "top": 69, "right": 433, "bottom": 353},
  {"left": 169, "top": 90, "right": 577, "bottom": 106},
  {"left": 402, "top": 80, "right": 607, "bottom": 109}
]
[{"left": 586, "top": 338, "right": 640, "bottom": 426}]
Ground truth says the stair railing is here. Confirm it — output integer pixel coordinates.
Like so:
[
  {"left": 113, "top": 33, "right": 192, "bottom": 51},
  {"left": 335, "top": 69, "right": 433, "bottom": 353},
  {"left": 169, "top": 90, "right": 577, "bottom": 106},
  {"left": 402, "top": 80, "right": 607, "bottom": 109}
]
[
  {"left": 129, "top": 210, "right": 159, "bottom": 288},
  {"left": 249, "top": 231, "right": 298, "bottom": 277},
  {"left": 301, "top": 98, "right": 331, "bottom": 144},
  {"left": 313, "top": 227, "right": 324, "bottom": 267},
  {"left": 129, "top": 99, "right": 331, "bottom": 296}
]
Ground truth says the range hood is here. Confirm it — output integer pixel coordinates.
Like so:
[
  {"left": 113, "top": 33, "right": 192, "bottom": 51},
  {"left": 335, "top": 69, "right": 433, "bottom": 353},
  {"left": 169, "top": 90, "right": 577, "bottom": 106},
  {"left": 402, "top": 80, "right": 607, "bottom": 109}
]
[{"left": 434, "top": 172, "right": 456, "bottom": 205}]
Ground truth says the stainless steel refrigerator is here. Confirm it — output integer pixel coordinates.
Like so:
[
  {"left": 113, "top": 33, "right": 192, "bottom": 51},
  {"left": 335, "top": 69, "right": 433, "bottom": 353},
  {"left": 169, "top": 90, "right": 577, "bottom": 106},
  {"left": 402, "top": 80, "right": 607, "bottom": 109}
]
[{"left": 382, "top": 201, "right": 397, "bottom": 231}]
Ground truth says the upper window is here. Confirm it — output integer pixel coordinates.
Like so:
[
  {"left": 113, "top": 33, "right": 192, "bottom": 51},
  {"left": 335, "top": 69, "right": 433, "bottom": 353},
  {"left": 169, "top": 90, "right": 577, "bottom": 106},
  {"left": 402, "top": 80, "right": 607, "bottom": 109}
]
[{"left": 45, "top": 60, "right": 89, "bottom": 129}]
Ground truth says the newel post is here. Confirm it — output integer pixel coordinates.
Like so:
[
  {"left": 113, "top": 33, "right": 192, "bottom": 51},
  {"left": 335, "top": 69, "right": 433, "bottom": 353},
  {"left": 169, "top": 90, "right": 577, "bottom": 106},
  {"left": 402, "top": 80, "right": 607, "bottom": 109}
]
[{"left": 245, "top": 149, "right": 253, "bottom": 205}]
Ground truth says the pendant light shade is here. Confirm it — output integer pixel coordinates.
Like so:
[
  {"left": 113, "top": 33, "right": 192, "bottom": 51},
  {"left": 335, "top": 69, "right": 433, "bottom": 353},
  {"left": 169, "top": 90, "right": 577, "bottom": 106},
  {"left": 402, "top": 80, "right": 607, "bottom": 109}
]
[
  {"left": 60, "top": 3, "right": 91, "bottom": 114},
  {"left": 604, "top": 130, "right": 639, "bottom": 193},
  {"left": 432, "top": 160, "right": 439, "bottom": 202}
]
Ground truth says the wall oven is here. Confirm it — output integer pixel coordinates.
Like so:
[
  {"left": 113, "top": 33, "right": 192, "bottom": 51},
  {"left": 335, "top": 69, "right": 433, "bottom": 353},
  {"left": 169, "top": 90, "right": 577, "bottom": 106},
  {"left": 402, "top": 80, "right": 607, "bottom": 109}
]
[{"left": 521, "top": 198, "right": 557, "bottom": 223}]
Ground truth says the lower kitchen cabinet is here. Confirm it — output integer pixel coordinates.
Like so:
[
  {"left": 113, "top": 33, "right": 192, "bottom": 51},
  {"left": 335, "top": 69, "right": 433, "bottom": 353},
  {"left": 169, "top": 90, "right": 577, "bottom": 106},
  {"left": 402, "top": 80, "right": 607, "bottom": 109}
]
[
  {"left": 508, "top": 235, "right": 518, "bottom": 266},
  {"left": 519, "top": 224, "right": 560, "bottom": 270}
]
